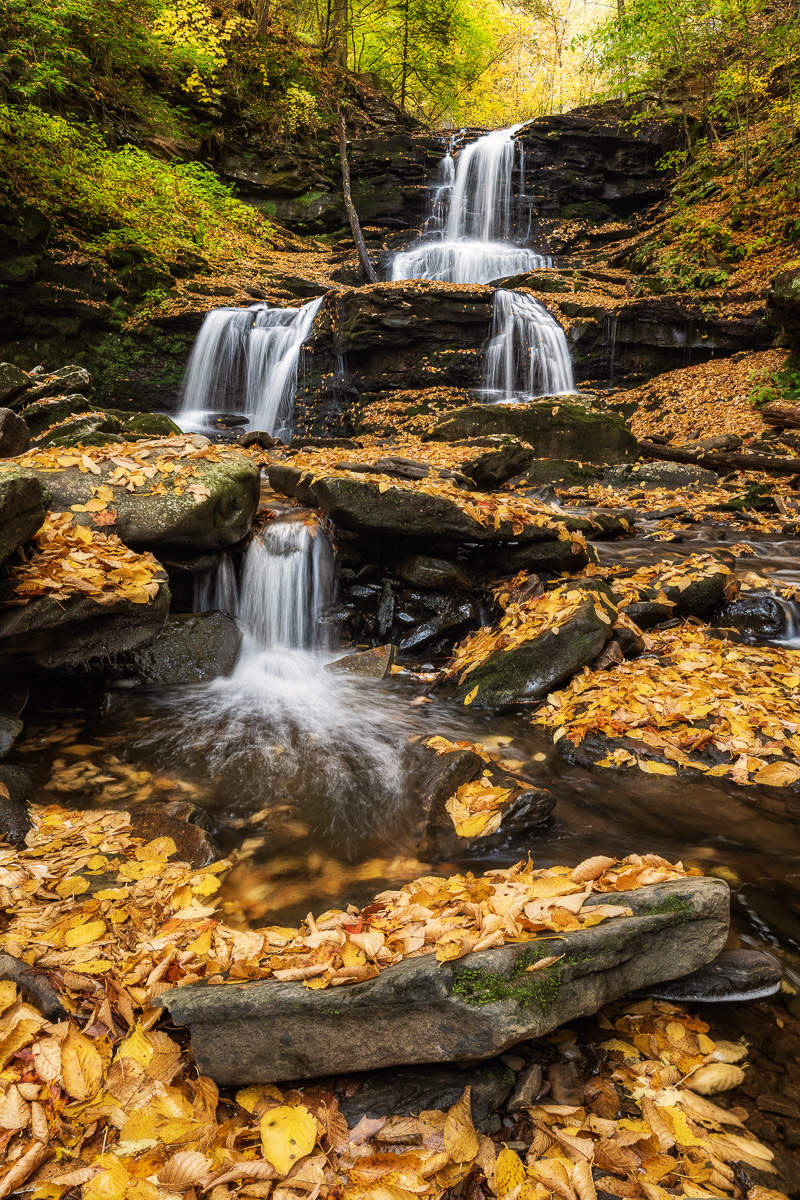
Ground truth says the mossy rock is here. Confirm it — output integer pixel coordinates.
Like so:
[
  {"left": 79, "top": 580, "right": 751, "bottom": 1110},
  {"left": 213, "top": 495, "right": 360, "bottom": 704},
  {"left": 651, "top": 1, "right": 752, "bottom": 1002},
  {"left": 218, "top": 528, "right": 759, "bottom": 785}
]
[
  {"left": 451, "top": 594, "right": 615, "bottom": 710},
  {"left": 426, "top": 402, "right": 637, "bottom": 464},
  {"left": 36, "top": 413, "right": 123, "bottom": 446},
  {"left": 0, "top": 466, "right": 49, "bottom": 564},
  {"left": 120, "top": 413, "right": 182, "bottom": 438}
]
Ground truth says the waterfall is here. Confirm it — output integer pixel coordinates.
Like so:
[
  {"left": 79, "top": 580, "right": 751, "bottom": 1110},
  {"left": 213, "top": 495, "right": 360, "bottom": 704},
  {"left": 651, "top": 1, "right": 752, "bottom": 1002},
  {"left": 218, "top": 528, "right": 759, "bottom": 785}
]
[
  {"left": 775, "top": 597, "right": 800, "bottom": 647},
  {"left": 194, "top": 553, "right": 239, "bottom": 615},
  {"left": 483, "top": 289, "right": 575, "bottom": 398},
  {"left": 391, "top": 127, "right": 552, "bottom": 286},
  {"left": 237, "top": 515, "right": 334, "bottom": 651},
  {"left": 177, "top": 296, "right": 323, "bottom": 438}
]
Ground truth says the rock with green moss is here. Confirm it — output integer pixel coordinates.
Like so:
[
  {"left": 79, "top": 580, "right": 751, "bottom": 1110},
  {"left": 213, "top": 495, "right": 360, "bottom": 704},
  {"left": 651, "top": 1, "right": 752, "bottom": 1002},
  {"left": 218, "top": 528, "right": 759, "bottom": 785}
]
[
  {"left": 770, "top": 266, "right": 800, "bottom": 349},
  {"left": 120, "top": 413, "right": 182, "bottom": 438},
  {"left": 20, "top": 394, "right": 101, "bottom": 437},
  {"left": 426, "top": 401, "right": 637, "bottom": 463},
  {"left": 28, "top": 453, "right": 260, "bottom": 553},
  {"left": 0, "top": 467, "right": 49, "bottom": 565},
  {"left": 156, "top": 877, "right": 729, "bottom": 1083},
  {"left": 451, "top": 594, "right": 615, "bottom": 710},
  {"left": 36, "top": 413, "right": 123, "bottom": 446}
]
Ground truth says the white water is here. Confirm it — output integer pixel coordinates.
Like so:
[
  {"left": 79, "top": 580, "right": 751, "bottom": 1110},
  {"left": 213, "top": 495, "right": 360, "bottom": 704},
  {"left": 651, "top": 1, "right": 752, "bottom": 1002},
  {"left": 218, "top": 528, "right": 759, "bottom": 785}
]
[
  {"left": 483, "top": 289, "right": 575, "bottom": 398},
  {"left": 194, "top": 552, "right": 239, "bottom": 616},
  {"left": 391, "top": 126, "right": 552, "bottom": 286},
  {"left": 774, "top": 596, "right": 800, "bottom": 648},
  {"left": 177, "top": 297, "right": 323, "bottom": 438}
]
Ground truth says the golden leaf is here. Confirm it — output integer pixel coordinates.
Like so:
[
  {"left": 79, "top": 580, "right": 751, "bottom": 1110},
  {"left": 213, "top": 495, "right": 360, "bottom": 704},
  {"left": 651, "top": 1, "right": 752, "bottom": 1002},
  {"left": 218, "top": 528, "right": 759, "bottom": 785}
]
[
  {"left": 495, "top": 1146, "right": 527, "bottom": 1197},
  {"left": 64, "top": 919, "right": 106, "bottom": 948},
  {"left": 259, "top": 1104, "right": 318, "bottom": 1174},
  {"left": 684, "top": 1064, "right": 746, "bottom": 1095},
  {"left": 157, "top": 1149, "right": 214, "bottom": 1189},
  {"left": 443, "top": 1087, "right": 478, "bottom": 1163},
  {"left": 61, "top": 1030, "right": 104, "bottom": 1101}
]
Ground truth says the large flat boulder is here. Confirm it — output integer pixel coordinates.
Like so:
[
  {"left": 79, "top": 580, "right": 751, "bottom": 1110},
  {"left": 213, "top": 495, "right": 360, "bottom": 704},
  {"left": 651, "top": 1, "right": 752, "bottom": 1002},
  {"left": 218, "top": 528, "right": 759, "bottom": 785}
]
[
  {"left": 311, "top": 476, "right": 579, "bottom": 544},
  {"left": 107, "top": 611, "right": 242, "bottom": 683},
  {"left": 27, "top": 450, "right": 259, "bottom": 553},
  {"left": 0, "top": 467, "right": 48, "bottom": 564},
  {"left": 427, "top": 401, "right": 637, "bottom": 463},
  {"left": 157, "top": 877, "right": 729, "bottom": 1084}
]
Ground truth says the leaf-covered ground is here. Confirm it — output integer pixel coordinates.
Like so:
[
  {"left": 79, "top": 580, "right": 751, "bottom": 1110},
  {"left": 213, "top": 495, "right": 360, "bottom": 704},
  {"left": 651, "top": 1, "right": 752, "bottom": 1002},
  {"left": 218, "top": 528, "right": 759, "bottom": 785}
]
[{"left": 0, "top": 810, "right": 788, "bottom": 1200}]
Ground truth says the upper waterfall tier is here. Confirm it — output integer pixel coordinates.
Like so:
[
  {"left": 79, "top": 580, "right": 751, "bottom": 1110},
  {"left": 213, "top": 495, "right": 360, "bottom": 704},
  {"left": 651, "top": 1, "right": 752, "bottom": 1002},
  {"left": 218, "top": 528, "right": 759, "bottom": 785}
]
[
  {"left": 177, "top": 297, "right": 322, "bottom": 438},
  {"left": 391, "top": 126, "right": 551, "bottom": 286}
]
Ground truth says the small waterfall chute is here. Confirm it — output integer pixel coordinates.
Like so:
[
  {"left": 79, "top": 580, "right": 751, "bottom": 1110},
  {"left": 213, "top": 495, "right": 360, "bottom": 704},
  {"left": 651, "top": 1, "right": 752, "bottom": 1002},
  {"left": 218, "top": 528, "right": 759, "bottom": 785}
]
[
  {"left": 237, "top": 514, "right": 334, "bottom": 652},
  {"left": 483, "top": 289, "right": 575, "bottom": 398},
  {"left": 194, "top": 552, "right": 239, "bottom": 616},
  {"left": 391, "top": 126, "right": 552, "bottom": 286},
  {"left": 177, "top": 296, "right": 323, "bottom": 438}
]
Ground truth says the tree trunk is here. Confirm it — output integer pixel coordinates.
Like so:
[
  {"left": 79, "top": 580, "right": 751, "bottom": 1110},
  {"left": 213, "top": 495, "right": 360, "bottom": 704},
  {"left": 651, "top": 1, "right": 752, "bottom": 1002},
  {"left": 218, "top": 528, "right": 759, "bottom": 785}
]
[
  {"left": 338, "top": 106, "right": 378, "bottom": 284},
  {"left": 332, "top": 0, "right": 349, "bottom": 66},
  {"left": 252, "top": 0, "right": 269, "bottom": 35},
  {"left": 638, "top": 439, "right": 800, "bottom": 476}
]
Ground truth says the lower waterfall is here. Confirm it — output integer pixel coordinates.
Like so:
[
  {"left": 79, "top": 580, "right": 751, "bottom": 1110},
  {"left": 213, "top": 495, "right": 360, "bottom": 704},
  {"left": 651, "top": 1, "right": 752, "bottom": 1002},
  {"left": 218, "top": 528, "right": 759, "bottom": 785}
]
[
  {"left": 483, "top": 289, "right": 575, "bottom": 398},
  {"left": 237, "top": 515, "right": 334, "bottom": 651}
]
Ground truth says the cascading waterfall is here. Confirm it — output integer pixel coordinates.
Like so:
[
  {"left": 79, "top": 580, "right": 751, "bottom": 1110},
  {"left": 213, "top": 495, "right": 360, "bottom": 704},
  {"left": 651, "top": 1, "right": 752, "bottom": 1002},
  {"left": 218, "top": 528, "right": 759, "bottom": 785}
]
[
  {"left": 775, "top": 596, "right": 800, "bottom": 647},
  {"left": 237, "top": 516, "right": 334, "bottom": 652},
  {"left": 391, "top": 126, "right": 552, "bottom": 285},
  {"left": 194, "top": 552, "right": 239, "bottom": 616},
  {"left": 177, "top": 296, "right": 323, "bottom": 437},
  {"left": 483, "top": 289, "right": 575, "bottom": 398}
]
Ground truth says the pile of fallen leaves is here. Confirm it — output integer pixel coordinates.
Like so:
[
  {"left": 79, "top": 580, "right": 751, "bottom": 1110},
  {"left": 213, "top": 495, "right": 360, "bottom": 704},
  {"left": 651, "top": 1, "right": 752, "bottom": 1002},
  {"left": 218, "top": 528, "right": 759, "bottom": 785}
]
[
  {"left": 533, "top": 626, "right": 800, "bottom": 786},
  {"left": 560, "top": 554, "right": 732, "bottom": 609},
  {"left": 0, "top": 808, "right": 784, "bottom": 1200},
  {"left": 1, "top": 513, "right": 163, "bottom": 608},
  {"left": 444, "top": 586, "right": 612, "bottom": 688}
]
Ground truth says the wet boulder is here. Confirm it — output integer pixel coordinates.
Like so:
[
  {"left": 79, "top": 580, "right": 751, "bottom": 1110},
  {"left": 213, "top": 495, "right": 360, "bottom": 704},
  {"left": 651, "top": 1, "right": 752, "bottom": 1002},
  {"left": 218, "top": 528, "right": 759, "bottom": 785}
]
[
  {"left": 451, "top": 593, "right": 615, "bottom": 709},
  {"left": 604, "top": 461, "right": 718, "bottom": 489},
  {"left": 157, "top": 877, "right": 729, "bottom": 1083},
  {"left": 267, "top": 462, "right": 318, "bottom": 506},
  {"left": 481, "top": 537, "right": 593, "bottom": 576},
  {"left": 426, "top": 401, "right": 637, "bottom": 464},
  {"left": 0, "top": 765, "right": 33, "bottom": 845},
  {"left": 711, "top": 589, "right": 792, "bottom": 642},
  {"left": 325, "top": 643, "right": 396, "bottom": 680},
  {"left": 0, "top": 363, "right": 30, "bottom": 406},
  {"left": 10, "top": 365, "right": 92, "bottom": 407},
  {"left": 107, "top": 611, "right": 242, "bottom": 684},
  {"left": 0, "top": 467, "right": 49, "bottom": 564},
  {"left": 36, "top": 412, "right": 123, "bottom": 446},
  {"left": 19, "top": 394, "right": 100, "bottom": 436},
  {"left": 397, "top": 598, "right": 480, "bottom": 654},
  {"left": 396, "top": 554, "right": 472, "bottom": 590},
  {"left": 457, "top": 439, "right": 534, "bottom": 488},
  {"left": 0, "top": 409, "right": 31, "bottom": 457}
]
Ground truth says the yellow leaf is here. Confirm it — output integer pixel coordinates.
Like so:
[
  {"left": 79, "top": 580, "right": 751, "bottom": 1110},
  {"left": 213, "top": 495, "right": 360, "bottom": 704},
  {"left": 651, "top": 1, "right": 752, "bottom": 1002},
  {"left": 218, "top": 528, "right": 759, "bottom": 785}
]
[
  {"left": 638, "top": 760, "right": 677, "bottom": 776},
  {"left": 55, "top": 876, "right": 90, "bottom": 898},
  {"left": 61, "top": 1030, "right": 104, "bottom": 1101},
  {"left": 259, "top": 1104, "right": 318, "bottom": 1173},
  {"left": 83, "top": 1159, "right": 130, "bottom": 1200},
  {"left": 684, "top": 1063, "right": 746, "bottom": 1095},
  {"left": 464, "top": 686, "right": 479, "bottom": 706},
  {"left": 135, "top": 837, "right": 176, "bottom": 861},
  {"left": 444, "top": 1087, "right": 479, "bottom": 1163},
  {"left": 753, "top": 761, "right": 800, "bottom": 787},
  {"left": 495, "top": 1146, "right": 526, "bottom": 1197},
  {"left": 64, "top": 919, "right": 106, "bottom": 948},
  {"left": 236, "top": 1083, "right": 285, "bottom": 1113}
]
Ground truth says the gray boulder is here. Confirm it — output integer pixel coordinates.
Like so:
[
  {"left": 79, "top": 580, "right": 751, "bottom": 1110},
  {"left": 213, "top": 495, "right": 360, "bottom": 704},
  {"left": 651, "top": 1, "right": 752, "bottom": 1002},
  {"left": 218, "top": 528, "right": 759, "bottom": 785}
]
[
  {"left": 451, "top": 593, "right": 614, "bottom": 709},
  {"left": 14, "top": 365, "right": 92, "bottom": 407},
  {"left": 157, "top": 877, "right": 729, "bottom": 1084},
  {"left": 397, "top": 554, "right": 472, "bottom": 590},
  {"left": 427, "top": 402, "right": 637, "bottom": 464},
  {"left": 0, "top": 765, "right": 33, "bottom": 845},
  {"left": 604, "top": 461, "right": 718, "bottom": 489},
  {"left": 0, "top": 577, "right": 170, "bottom": 670},
  {"left": 0, "top": 409, "right": 31, "bottom": 457},
  {"left": 127, "top": 799, "right": 220, "bottom": 868},
  {"left": 19, "top": 394, "right": 99, "bottom": 436},
  {"left": 29, "top": 453, "right": 260, "bottom": 553},
  {"left": 0, "top": 364, "right": 30, "bottom": 406},
  {"left": 109, "top": 611, "right": 241, "bottom": 684},
  {"left": 313, "top": 477, "right": 573, "bottom": 544},
  {"left": 481, "top": 537, "right": 593, "bottom": 576},
  {"left": 0, "top": 468, "right": 48, "bottom": 564},
  {"left": 324, "top": 643, "right": 396, "bottom": 680}
]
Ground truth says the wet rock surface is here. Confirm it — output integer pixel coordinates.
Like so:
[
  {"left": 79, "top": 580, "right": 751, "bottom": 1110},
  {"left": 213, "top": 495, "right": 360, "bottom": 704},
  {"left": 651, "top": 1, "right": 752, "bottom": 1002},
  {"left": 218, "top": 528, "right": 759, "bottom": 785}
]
[
  {"left": 108, "top": 610, "right": 242, "bottom": 684},
  {"left": 0, "top": 466, "right": 48, "bottom": 564},
  {"left": 427, "top": 401, "right": 637, "bottom": 463},
  {"left": 157, "top": 878, "right": 729, "bottom": 1083},
  {"left": 0, "top": 408, "right": 31, "bottom": 457}
]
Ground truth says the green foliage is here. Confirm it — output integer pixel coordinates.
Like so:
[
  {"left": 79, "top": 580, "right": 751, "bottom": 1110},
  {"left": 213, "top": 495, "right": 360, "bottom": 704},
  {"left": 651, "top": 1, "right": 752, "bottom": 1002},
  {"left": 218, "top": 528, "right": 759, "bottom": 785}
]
[
  {"left": 749, "top": 358, "right": 800, "bottom": 410},
  {"left": 452, "top": 943, "right": 568, "bottom": 1009},
  {"left": 0, "top": 106, "right": 274, "bottom": 287}
]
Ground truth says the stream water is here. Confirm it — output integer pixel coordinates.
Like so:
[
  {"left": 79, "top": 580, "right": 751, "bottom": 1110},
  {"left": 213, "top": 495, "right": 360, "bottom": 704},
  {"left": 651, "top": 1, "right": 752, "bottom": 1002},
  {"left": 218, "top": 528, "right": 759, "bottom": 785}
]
[{"left": 17, "top": 127, "right": 800, "bottom": 991}]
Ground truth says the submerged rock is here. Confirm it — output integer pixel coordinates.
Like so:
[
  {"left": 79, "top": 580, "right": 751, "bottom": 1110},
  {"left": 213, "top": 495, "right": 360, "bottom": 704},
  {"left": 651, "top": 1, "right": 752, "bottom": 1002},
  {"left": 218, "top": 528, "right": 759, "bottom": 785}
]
[
  {"left": 640, "top": 949, "right": 781, "bottom": 1003},
  {"left": 0, "top": 467, "right": 48, "bottom": 564},
  {"left": 157, "top": 877, "right": 729, "bottom": 1083},
  {"left": 426, "top": 402, "right": 637, "bottom": 464},
  {"left": 396, "top": 554, "right": 472, "bottom": 590},
  {"left": 127, "top": 800, "right": 219, "bottom": 868}
]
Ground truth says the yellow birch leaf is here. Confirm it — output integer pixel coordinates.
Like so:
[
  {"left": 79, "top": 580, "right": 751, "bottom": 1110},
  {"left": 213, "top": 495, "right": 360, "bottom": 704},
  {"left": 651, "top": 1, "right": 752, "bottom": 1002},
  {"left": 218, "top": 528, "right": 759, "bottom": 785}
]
[
  {"left": 259, "top": 1104, "right": 318, "bottom": 1173},
  {"left": 464, "top": 686, "right": 479, "bottom": 706},
  {"left": 444, "top": 1086, "right": 479, "bottom": 1163},
  {"left": 495, "top": 1146, "right": 527, "bottom": 1198},
  {"left": 64, "top": 919, "right": 106, "bottom": 948},
  {"left": 61, "top": 1030, "right": 104, "bottom": 1101}
]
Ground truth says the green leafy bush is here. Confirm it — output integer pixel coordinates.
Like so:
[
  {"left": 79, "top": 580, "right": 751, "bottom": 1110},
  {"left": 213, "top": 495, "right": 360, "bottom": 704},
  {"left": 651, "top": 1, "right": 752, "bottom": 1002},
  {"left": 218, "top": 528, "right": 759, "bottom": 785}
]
[{"left": 0, "top": 105, "right": 274, "bottom": 284}]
